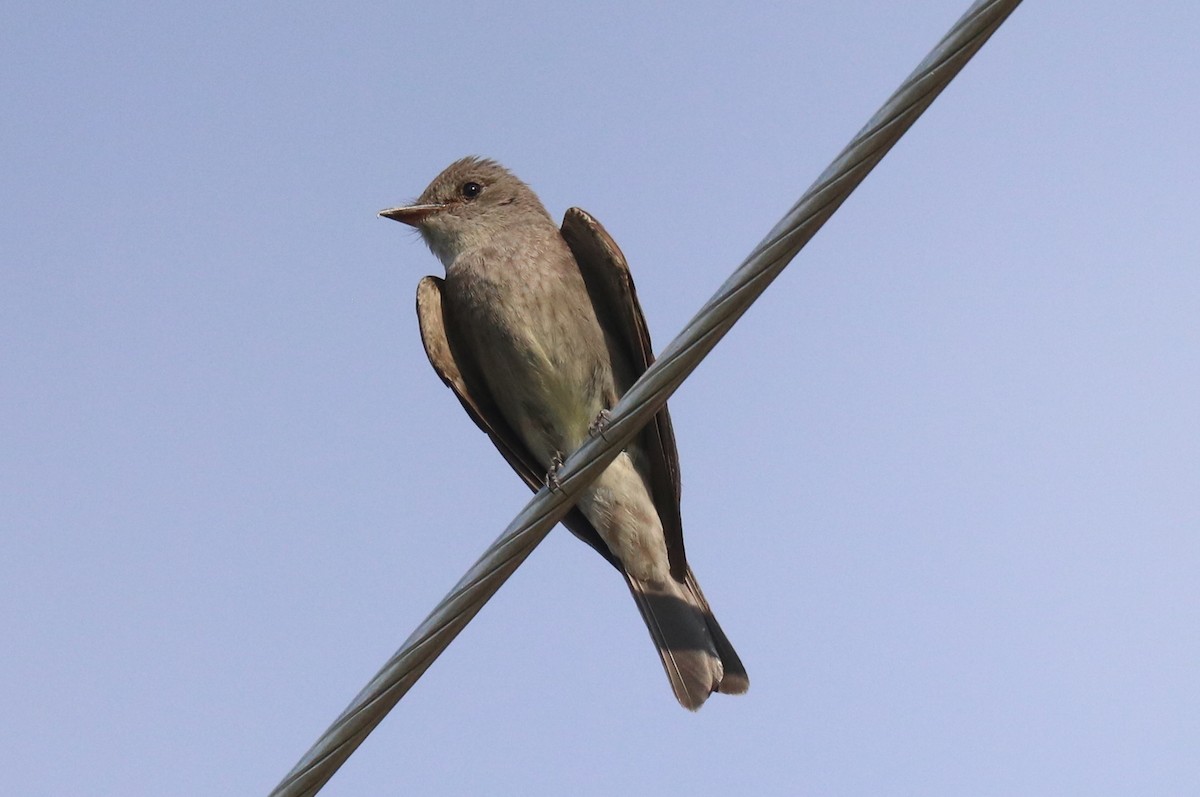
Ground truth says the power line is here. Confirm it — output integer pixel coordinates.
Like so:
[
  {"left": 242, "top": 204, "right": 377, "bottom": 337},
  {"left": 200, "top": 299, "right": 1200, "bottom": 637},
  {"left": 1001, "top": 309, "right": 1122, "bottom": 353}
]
[{"left": 270, "top": 2, "right": 1024, "bottom": 793}]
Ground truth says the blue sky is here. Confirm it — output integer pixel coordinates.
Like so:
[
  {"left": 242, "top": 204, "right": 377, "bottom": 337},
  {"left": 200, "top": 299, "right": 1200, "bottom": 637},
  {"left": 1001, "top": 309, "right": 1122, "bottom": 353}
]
[{"left": 3, "top": 2, "right": 1199, "bottom": 794}]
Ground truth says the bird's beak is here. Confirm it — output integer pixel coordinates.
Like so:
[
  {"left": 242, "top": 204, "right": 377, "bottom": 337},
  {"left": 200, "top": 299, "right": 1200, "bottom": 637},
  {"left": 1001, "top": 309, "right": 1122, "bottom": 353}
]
[{"left": 378, "top": 203, "right": 445, "bottom": 227}]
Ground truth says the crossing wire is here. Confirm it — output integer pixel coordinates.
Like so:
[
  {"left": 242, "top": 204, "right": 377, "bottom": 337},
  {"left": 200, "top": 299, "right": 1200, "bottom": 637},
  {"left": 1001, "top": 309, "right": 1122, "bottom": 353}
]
[{"left": 270, "top": 1, "right": 1024, "bottom": 793}]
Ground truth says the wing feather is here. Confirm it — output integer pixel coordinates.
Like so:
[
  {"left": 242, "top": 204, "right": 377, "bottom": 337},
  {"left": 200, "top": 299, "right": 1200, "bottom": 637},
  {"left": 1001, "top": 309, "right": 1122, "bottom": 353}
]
[{"left": 559, "top": 208, "right": 688, "bottom": 579}]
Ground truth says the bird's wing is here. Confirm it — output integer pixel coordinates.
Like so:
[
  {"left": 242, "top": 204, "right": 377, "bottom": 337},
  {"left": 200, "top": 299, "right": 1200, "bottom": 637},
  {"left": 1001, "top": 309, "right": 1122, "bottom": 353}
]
[
  {"left": 559, "top": 208, "right": 687, "bottom": 579},
  {"left": 416, "top": 275, "right": 621, "bottom": 569}
]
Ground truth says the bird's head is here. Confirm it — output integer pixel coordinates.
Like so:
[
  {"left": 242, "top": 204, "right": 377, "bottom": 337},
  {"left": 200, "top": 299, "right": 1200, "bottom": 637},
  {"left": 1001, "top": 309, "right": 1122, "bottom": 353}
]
[{"left": 380, "top": 156, "right": 552, "bottom": 267}]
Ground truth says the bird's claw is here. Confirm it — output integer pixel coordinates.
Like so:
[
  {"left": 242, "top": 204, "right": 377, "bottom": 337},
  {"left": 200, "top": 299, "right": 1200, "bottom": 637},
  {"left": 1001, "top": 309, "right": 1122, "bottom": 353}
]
[
  {"left": 588, "top": 408, "right": 612, "bottom": 440},
  {"left": 546, "top": 451, "right": 566, "bottom": 493}
]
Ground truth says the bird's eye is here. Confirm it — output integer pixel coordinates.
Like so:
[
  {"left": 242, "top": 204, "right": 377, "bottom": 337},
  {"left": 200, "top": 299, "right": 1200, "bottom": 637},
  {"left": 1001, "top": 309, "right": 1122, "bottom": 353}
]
[{"left": 461, "top": 181, "right": 483, "bottom": 199}]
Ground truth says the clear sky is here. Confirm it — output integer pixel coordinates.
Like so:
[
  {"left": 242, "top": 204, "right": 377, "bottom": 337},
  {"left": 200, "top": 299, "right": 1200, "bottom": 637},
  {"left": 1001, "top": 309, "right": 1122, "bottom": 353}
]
[{"left": 3, "top": 2, "right": 1198, "bottom": 794}]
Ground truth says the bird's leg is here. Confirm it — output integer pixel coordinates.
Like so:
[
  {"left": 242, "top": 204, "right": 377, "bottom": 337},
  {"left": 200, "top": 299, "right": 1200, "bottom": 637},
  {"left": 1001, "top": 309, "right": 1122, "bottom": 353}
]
[
  {"left": 546, "top": 450, "right": 566, "bottom": 493},
  {"left": 588, "top": 408, "right": 612, "bottom": 441}
]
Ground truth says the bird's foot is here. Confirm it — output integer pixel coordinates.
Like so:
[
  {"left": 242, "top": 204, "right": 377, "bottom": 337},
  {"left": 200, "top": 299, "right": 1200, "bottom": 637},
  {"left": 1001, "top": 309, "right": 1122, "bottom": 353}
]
[
  {"left": 546, "top": 450, "right": 566, "bottom": 493},
  {"left": 588, "top": 408, "right": 612, "bottom": 440}
]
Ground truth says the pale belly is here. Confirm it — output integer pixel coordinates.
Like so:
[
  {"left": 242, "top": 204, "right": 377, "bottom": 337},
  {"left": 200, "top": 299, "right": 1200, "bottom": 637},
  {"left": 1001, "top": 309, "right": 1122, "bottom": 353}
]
[{"left": 447, "top": 255, "right": 670, "bottom": 583}]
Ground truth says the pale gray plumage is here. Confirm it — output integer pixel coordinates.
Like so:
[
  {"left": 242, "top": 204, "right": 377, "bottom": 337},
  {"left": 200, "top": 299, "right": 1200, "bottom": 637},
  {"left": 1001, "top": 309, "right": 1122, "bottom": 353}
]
[{"left": 381, "top": 156, "right": 747, "bottom": 710}]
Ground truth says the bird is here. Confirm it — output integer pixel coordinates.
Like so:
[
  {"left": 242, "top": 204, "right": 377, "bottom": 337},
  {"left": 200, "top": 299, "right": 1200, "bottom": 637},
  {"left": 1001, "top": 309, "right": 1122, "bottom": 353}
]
[{"left": 380, "top": 156, "right": 747, "bottom": 710}]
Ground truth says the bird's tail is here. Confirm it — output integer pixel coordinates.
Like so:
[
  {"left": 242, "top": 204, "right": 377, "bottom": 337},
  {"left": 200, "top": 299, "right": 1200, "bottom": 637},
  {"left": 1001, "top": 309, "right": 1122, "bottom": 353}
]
[{"left": 625, "top": 567, "right": 749, "bottom": 710}]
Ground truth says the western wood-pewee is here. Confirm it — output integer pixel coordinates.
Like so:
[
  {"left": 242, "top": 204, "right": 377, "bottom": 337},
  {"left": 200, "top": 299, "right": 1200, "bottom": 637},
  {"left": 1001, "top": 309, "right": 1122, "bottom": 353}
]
[{"left": 381, "top": 157, "right": 747, "bottom": 710}]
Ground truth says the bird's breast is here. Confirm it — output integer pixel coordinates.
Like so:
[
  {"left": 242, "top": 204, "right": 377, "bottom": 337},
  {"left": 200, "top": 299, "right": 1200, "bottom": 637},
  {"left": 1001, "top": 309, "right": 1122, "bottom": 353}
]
[{"left": 445, "top": 246, "right": 615, "bottom": 461}]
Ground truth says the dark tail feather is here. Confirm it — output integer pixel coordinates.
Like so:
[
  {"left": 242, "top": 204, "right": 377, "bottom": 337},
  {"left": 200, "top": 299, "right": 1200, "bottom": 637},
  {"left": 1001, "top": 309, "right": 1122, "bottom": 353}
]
[
  {"left": 684, "top": 568, "right": 749, "bottom": 695},
  {"left": 625, "top": 566, "right": 748, "bottom": 710}
]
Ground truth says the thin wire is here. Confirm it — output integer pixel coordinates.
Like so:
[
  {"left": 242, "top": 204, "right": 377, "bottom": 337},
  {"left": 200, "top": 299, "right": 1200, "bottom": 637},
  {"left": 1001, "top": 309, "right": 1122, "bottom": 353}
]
[{"left": 269, "top": 1, "right": 1023, "bottom": 793}]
